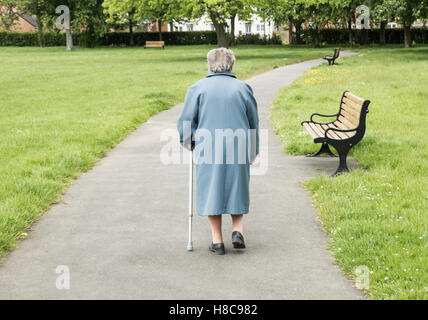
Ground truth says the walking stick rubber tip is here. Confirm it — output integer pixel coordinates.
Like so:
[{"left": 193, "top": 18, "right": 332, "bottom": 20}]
[{"left": 187, "top": 242, "right": 193, "bottom": 251}]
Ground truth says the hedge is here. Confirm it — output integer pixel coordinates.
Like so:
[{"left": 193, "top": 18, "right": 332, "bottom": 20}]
[
  {"left": 2, "top": 29, "right": 426, "bottom": 47},
  {"left": 0, "top": 32, "right": 74, "bottom": 46},
  {"left": 300, "top": 28, "right": 428, "bottom": 45},
  {"left": 0, "top": 31, "right": 281, "bottom": 47}
]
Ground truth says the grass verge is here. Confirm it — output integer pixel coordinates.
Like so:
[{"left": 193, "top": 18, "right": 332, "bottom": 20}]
[{"left": 271, "top": 45, "right": 428, "bottom": 299}]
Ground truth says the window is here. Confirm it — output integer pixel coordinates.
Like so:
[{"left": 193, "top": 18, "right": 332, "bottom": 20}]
[
  {"left": 245, "top": 23, "right": 252, "bottom": 34},
  {"left": 186, "top": 24, "right": 194, "bottom": 31}
]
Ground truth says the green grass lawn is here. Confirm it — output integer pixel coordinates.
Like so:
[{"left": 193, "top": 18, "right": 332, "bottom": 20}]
[
  {"left": 271, "top": 46, "right": 428, "bottom": 299},
  {"left": 0, "top": 44, "right": 332, "bottom": 261}
]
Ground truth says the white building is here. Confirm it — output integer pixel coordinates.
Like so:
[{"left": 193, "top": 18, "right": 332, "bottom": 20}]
[{"left": 169, "top": 14, "right": 276, "bottom": 37}]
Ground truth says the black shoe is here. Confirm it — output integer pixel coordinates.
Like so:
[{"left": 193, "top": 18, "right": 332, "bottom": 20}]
[
  {"left": 208, "top": 243, "right": 225, "bottom": 255},
  {"left": 232, "top": 231, "right": 246, "bottom": 249}
]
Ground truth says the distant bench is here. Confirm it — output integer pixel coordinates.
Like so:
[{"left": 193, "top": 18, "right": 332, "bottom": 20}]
[
  {"left": 323, "top": 48, "right": 340, "bottom": 65},
  {"left": 301, "top": 91, "right": 370, "bottom": 176},
  {"left": 144, "top": 41, "right": 165, "bottom": 49}
]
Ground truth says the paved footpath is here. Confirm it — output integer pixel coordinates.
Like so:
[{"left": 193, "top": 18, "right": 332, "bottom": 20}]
[{"left": 0, "top": 52, "right": 364, "bottom": 299}]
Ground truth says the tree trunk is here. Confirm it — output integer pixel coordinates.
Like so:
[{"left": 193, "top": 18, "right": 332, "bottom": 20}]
[
  {"left": 129, "top": 20, "right": 135, "bottom": 46},
  {"left": 348, "top": 18, "right": 353, "bottom": 47},
  {"left": 158, "top": 19, "right": 162, "bottom": 41},
  {"left": 314, "top": 26, "right": 320, "bottom": 47},
  {"left": 36, "top": 18, "right": 45, "bottom": 48},
  {"left": 288, "top": 16, "right": 293, "bottom": 44},
  {"left": 379, "top": 21, "right": 386, "bottom": 45},
  {"left": 423, "top": 21, "right": 426, "bottom": 44},
  {"left": 66, "top": 28, "right": 73, "bottom": 51},
  {"left": 361, "top": 28, "right": 369, "bottom": 45},
  {"left": 170, "top": 22, "right": 174, "bottom": 32},
  {"left": 230, "top": 14, "right": 236, "bottom": 46},
  {"left": 295, "top": 20, "right": 302, "bottom": 44},
  {"left": 210, "top": 12, "right": 228, "bottom": 48},
  {"left": 404, "top": 23, "right": 411, "bottom": 48}
]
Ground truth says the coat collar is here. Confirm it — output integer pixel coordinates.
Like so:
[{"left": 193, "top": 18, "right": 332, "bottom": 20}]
[{"left": 206, "top": 71, "right": 237, "bottom": 79}]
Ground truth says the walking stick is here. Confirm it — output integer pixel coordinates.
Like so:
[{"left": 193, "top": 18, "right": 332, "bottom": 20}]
[{"left": 187, "top": 149, "right": 194, "bottom": 251}]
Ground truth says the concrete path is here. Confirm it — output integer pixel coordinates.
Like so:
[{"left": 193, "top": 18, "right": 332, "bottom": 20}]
[{"left": 0, "top": 52, "right": 364, "bottom": 300}]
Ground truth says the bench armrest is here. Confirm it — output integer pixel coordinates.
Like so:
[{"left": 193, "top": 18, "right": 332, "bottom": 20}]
[
  {"left": 324, "top": 127, "right": 357, "bottom": 138},
  {"left": 310, "top": 112, "right": 339, "bottom": 124}
]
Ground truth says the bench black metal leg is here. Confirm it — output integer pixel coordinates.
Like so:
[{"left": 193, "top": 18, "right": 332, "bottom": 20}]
[
  {"left": 333, "top": 148, "right": 350, "bottom": 176},
  {"left": 307, "top": 142, "right": 337, "bottom": 157}
]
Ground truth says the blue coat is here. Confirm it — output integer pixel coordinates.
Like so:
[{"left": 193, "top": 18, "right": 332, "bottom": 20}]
[{"left": 177, "top": 72, "right": 259, "bottom": 216}]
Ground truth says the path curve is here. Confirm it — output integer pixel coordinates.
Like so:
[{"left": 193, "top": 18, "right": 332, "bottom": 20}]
[{"left": 0, "top": 52, "right": 363, "bottom": 299}]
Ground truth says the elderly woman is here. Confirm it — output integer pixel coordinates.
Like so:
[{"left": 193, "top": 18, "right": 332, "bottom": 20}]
[{"left": 177, "top": 48, "right": 259, "bottom": 255}]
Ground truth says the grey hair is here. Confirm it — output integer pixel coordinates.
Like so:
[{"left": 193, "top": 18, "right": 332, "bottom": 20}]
[{"left": 207, "top": 48, "right": 236, "bottom": 73}]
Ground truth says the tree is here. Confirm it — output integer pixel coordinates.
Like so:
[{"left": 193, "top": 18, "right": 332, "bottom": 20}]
[
  {"left": 332, "top": 0, "right": 365, "bottom": 46},
  {"left": 370, "top": 0, "right": 396, "bottom": 45},
  {"left": 134, "top": 0, "right": 184, "bottom": 41},
  {"left": 184, "top": 0, "right": 254, "bottom": 47},
  {"left": 391, "top": 0, "right": 426, "bottom": 47},
  {"left": 72, "top": 0, "right": 108, "bottom": 47},
  {"left": 19, "top": 0, "right": 54, "bottom": 48},
  {"left": 225, "top": 0, "right": 252, "bottom": 46},
  {"left": 0, "top": 0, "right": 20, "bottom": 31},
  {"left": 103, "top": 0, "right": 139, "bottom": 46},
  {"left": 303, "top": 0, "right": 334, "bottom": 47},
  {"left": 253, "top": 0, "right": 289, "bottom": 41}
]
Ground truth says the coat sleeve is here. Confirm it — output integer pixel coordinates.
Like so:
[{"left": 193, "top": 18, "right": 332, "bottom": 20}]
[
  {"left": 245, "top": 84, "right": 259, "bottom": 161},
  {"left": 177, "top": 84, "right": 200, "bottom": 150}
]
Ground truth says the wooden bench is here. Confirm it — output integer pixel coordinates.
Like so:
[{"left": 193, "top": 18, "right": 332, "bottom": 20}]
[
  {"left": 144, "top": 41, "right": 165, "bottom": 49},
  {"left": 301, "top": 91, "right": 370, "bottom": 176},
  {"left": 323, "top": 48, "right": 340, "bottom": 65}
]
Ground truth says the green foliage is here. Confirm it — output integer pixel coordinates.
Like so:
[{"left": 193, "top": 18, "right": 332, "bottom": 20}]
[
  {"left": 184, "top": 0, "right": 256, "bottom": 46},
  {"left": 0, "top": 0, "right": 20, "bottom": 31}
]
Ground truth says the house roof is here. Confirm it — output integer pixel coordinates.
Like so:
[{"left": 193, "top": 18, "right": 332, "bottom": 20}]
[{"left": 18, "top": 13, "right": 38, "bottom": 28}]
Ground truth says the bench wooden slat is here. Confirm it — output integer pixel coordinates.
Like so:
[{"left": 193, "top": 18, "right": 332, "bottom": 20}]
[
  {"left": 331, "top": 122, "right": 352, "bottom": 137},
  {"left": 337, "top": 115, "right": 357, "bottom": 130},
  {"left": 341, "top": 102, "right": 361, "bottom": 119},
  {"left": 342, "top": 97, "right": 362, "bottom": 112},
  {"left": 308, "top": 122, "right": 325, "bottom": 138},
  {"left": 319, "top": 124, "right": 341, "bottom": 140},
  {"left": 145, "top": 41, "right": 165, "bottom": 48},
  {"left": 302, "top": 122, "right": 321, "bottom": 140},
  {"left": 344, "top": 92, "right": 364, "bottom": 105},
  {"left": 325, "top": 124, "right": 349, "bottom": 139},
  {"left": 331, "top": 123, "right": 356, "bottom": 138},
  {"left": 318, "top": 124, "right": 335, "bottom": 139},
  {"left": 340, "top": 108, "right": 359, "bottom": 126}
]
